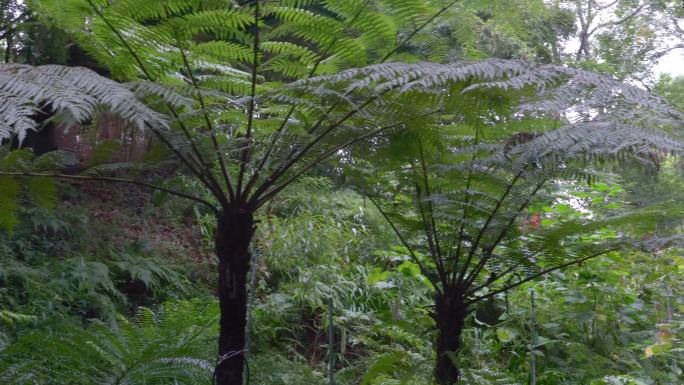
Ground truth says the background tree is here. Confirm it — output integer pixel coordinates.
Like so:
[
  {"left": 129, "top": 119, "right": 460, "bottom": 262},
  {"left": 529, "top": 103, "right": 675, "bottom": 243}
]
[
  {"left": 0, "top": 0, "right": 28, "bottom": 63},
  {"left": 550, "top": 0, "right": 684, "bottom": 82}
]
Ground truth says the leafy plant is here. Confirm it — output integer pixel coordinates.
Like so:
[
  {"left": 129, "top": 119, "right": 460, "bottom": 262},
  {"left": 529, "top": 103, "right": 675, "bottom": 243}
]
[
  {"left": 0, "top": 207, "right": 198, "bottom": 325},
  {"left": 0, "top": 299, "right": 218, "bottom": 385}
]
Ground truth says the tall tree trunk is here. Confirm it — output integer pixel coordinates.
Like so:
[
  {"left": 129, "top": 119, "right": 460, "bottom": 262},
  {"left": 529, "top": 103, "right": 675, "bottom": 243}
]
[
  {"left": 4, "top": 26, "right": 12, "bottom": 63},
  {"left": 434, "top": 294, "right": 467, "bottom": 385},
  {"left": 215, "top": 208, "right": 255, "bottom": 385},
  {"left": 576, "top": 30, "right": 591, "bottom": 61}
]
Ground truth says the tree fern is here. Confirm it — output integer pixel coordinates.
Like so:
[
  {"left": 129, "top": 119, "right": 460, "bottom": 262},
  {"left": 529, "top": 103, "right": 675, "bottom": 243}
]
[{"left": 322, "top": 59, "right": 684, "bottom": 383}]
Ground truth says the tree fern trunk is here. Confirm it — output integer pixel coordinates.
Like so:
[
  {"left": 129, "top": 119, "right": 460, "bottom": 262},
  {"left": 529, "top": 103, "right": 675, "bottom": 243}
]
[
  {"left": 215, "top": 208, "right": 255, "bottom": 385},
  {"left": 434, "top": 294, "right": 467, "bottom": 385}
]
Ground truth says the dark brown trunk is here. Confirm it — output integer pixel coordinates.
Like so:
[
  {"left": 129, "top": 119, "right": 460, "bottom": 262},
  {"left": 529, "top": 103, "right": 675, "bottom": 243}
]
[
  {"left": 576, "top": 30, "right": 591, "bottom": 61},
  {"left": 214, "top": 208, "right": 255, "bottom": 385},
  {"left": 434, "top": 294, "right": 467, "bottom": 385}
]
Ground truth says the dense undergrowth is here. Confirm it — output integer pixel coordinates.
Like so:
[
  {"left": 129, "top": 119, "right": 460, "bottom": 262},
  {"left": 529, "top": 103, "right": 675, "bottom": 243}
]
[{"left": 1, "top": 176, "right": 683, "bottom": 385}]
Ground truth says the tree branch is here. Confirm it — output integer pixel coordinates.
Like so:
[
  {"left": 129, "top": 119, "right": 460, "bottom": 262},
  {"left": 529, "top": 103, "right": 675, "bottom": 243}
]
[
  {"left": 595, "top": 0, "right": 620, "bottom": 11},
  {"left": 0, "top": 10, "right": 30, "bottom": 40},
  {"left": 649, "top": 44, "right": 684, "bottom": 61},
  {"left": 0, "top": 172, "right": 219, "bottom": 215},
  {"left": 588, "top": 2, "right": 647, "bottom": 36}
]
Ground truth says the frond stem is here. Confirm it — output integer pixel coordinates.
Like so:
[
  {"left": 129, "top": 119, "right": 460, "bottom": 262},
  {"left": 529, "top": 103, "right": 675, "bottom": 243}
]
[
  {"left": 464, "top": 248, "right": 544, "bottom": 296},
  {"left": 411, "top": 142, "right": 446, "bottom": 285},
  {"left": 417, "top": 137, "right": 445, "bottom": 268},
  {"left": 248, "top": 0, "right": 462, "bottom": 198},
  {"left": 252, "top": 116, "right": 418, "bottom": 208},
  {"left": 367, "top": 194, "right": 441, "bottom": 296},
  {"left": 237, "top": 0, "right": 261, "bottom": 197},
  {"left": 379, "top": 0, "right": 461, "bottom": 62},
  {"left": 175, "top": 36, "right": 236, "bottom": 201},
  {"left": 414, "top": 180, "right": 446, "bottom": 284},
  {"left": 466, "top": 247, "right": 619, "bottom": 305},
  {"left": 250, "top": 90, "right": 388, "bottom": 202},
  {"left": 462, "top": 179, "right": 546, "bottom": 289},
  {"left": 457, "top": 168, "right": 525, "bottom": 286},
  {"left": 452, "top": 120, "right": 481, "bottom": 285},
  {"left": 243, "top": 0, "right": 372, "bottom": 197},
  {"left": 148, "top": 128, "right": 216, "bottom": 199},
  {"left": 86, "top": 0, "right": 229, "bottom": 207}
]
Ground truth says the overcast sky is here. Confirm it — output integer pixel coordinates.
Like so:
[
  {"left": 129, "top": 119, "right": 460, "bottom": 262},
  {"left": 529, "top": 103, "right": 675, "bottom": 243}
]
[{"left": 655, "top": 50, "right": 684, "bottom": 77}]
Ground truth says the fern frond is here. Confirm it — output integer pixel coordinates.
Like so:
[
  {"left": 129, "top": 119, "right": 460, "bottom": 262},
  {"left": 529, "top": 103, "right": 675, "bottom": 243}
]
[
  {"left": 0, "top": 64, "right": 167, "bottom": 143},
  {"left": 0, "top": 300, "right": 218, "bottom": 385}
]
